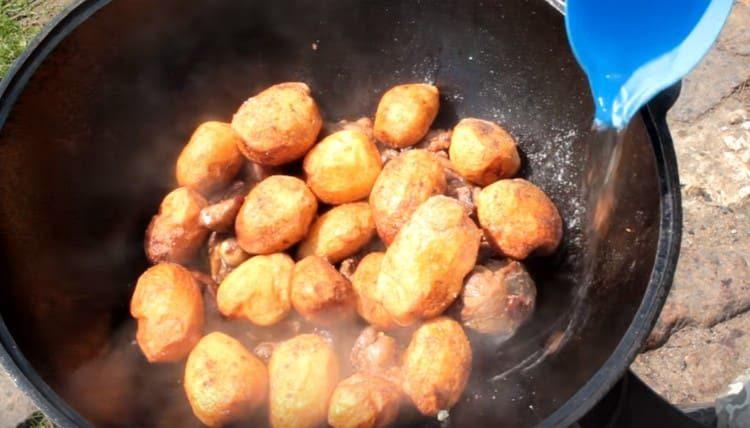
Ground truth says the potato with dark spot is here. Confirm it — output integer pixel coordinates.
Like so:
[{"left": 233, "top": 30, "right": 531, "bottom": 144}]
[
  {"left": 176, "top": 122, "right": 245, "bottom": 195},
  {"left": 269, "top": 334, "right": 340, "bottom": 428},
  {"left": 291, "top": 256, "right": 356, "bottom": 325},
  {"left": 184, "top": 332, "right": 268, "bottom": 427},
  {"left": 369, "top": 150, "right": 446, "bottom": 244},
  {"left": 231, "top": 82, "right": 322, "bottom": 165},
  {"left": 303, "top": 130, "right": 382, "bottom": 204},
  {"left": 145, "top": 187, "right": 209, "bottom": 264},
  {"left": 327, "top": 374, "right": 401, "bottom": 428},
  {"left": 130, "top": 263, "right": 204, "bottom": 362},
  {"left": 457, "top": 259, "right": 536, "bottom": 337},
  {"left": 298, "top": 203, "right": 375, "bottom": 264},
  {"left": 477, "top": 179, "right": 562, "bottom": 259},
  {"left": 374, "top": 84, "right": 439, "bottom": 148},
  {"left": 350, "top": 326, "right": 399, "bottom": 377},
  {"left": 217, "top": 253, "right": 294, "bottom": 327},
  {"left": 448, "top": 118, "right": 521, "bottom": 185},
  {"left": 402, "top": 317, "right": 471, "bottom": 416},
  {"left": 350, "top": 253, "right": 396, "bottom": 329},
  {"left": 235, "top": 175, "right": 317, "bottom": 254},
  {"left": 374, "top": 196, "right": 481, "bottom": 326}
]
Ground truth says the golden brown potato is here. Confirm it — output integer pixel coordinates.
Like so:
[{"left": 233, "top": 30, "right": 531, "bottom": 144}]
[
  {"left": 176, "top": 121, "right": 246, "bottom": 195},
  {"left": 369, "top": 150, "right": 446, "bottom": 244},
  {"left": 297, "top": 203, "right": 376, "bottom": 264},
  {"left": 130, "top": 263, "right": 204, "bottom": 362},
  {"left": 373, "top": 196, "right": 481, "bottom": 326},
  {"left": 235, "top": 175, "right": 317, "bottom": 254},
  {"left": 303, "top": 130, "right": 383, "bottom": 204},
  {"left": 448, "top": 118, "right": 521, "bottom": 185},
  {"left": 217, "top": 253, "right": 294, "bottom": 327},
  {"left": 327, "top": 374, "right": 401, "bottom": 428},
  {"left": 476, "top": 179, "right": 562, "bottom": 259},
  {"left": 350, "top": 326, "right": 399, "bottom": 377},
  {"left": 231, "top": 82, "right": 322, "bottom": 165},
  {"left": 402, "top": 317, "right": 472, "bottom": 416},
  {"left": 184, "top": 332, "right": 268, "bottom": 427},
  {"left": 269, "top": 334, "right": 340, "bottom": 428},
  {"left": 145, "top": 187, "right": 209, "bottom": 264},
  {"left": 350, "top": 253, "right": 396, "bottom": 329},
  {"left": 291, "top": 256, "right": 356, "bottom": 325},
  {"left": 374, "top": 84, "right": 439, "bottom": 148},
  {"left": 457, "top": 259, "right": 536, "bottom": 336}
]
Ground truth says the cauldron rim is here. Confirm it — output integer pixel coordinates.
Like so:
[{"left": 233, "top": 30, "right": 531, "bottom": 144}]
[{"left": 0, "top": 0, "right": 682, "bottom": 426}]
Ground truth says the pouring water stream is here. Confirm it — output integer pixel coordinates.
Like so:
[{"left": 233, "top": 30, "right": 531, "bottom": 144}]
[{"left": 553, "top": 0, "right": 731, "bottom": 359}]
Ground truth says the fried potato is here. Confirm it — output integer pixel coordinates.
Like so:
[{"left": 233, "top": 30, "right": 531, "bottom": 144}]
[
  {"left": 235, "top": 175, "right": 317, "bottom": 254},
  {"left": 269, "top": 334, "right": 340, "bottom": 428},
  {"left": 327, "top": 374, "right": 401, "bottom": 428},
  {"left": 350, "top": 253, "right": 396, "bottom": 329},
  {"left": 374, "top": 84, "right": 439, "bottom": 148},
  {"left": 350, "top": 326, "right": 399, "bottom": 377},
  {"left": 448, "top": 118, "right": 521, "bottom": 185},
  {"left": 176, "top": 122, "right": 245, "bottom": 195},
  {"left": 369, "top": 150, "right": 446, "bottom": 244},
  {"left": 298, "top": 203, "right": 375, "bottom": 264},
  {"left": 374, "top": 196, "right": 481, "bottom": 325},
  {"left": 130, "top": 263, "right": 204, "bottom": 362},
  {"left": 402, "top": 317, "right": 471, "bottom": 416},
  {"left": 476, "top": 178, "right": 562, "bottom": 259},
  {"left": 291, "top": 256, "right": 356, "bottom": 325},
  {"left": 184, "top": 332, "right": 268, "bottom": 426},
  {"left": 217, "top": 253, "right": 294, "bottom": 327},
  {"left": 145, "top": 187, "right": 209, "bottom": 264},
  {"left": 303, "top": 129, "right": 382, "bottom": 204},
  {"left": 231, "top": 82, "right": 322, "bottom": 165},
  {"left": 457, "top": 259, "right": 536, "bottom": 336}
]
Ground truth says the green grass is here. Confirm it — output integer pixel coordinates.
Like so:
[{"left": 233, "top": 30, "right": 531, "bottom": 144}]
[
  {"left": 17, "top": 411, "right": 56, "bottom": 428},
  {"left": 0, "top": 0, "right": 41, "bottom": 78}
]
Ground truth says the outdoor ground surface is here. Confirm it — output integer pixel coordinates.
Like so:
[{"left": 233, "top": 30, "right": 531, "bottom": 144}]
[{"left": 0, "top": 0, "right": 748, "bottom": 426}]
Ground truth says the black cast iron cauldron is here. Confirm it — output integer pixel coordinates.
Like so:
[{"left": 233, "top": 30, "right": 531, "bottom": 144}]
[{"left": 0, "top": 0, "right": 687, "bottom": 426}]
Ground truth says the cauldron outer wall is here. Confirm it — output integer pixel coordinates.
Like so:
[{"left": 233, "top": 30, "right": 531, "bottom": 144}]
[{"left": 0, "top": 0, "right": 678, "bottom": 426}]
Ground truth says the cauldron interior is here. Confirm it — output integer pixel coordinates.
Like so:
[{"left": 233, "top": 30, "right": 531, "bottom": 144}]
[{"left": 0, "top": 0, "right": 662, "bottom": 426}]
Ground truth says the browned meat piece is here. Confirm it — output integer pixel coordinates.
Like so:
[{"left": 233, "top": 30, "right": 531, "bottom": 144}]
[
  {"left": 350, "top": 326, "right": 399, "bottom": 378},
  {"left": 456, "top": 259, "right": 536, "bottom": 338}
]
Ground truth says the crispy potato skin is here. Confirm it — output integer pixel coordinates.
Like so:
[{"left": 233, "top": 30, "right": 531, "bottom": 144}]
[
  {"left": 369, "top": 150, "right": 446, "bottom": 244},
  {"left": 269, "top": 334, "right": 340, "bottom": 428},
  {"left": 298, "top": 203, "right": 375, "bottom": 264},
  {"left": 402, "top": 317, "right": 472, "bottom": 416},
  {"left": 477, "top": 179, "right": 562, "bottom": 259},
  {"left": 448, "top": 118, "right": 521, "bottom": 185},
  {"left": 184, "top": 332, "right": 268, "bottom": 427},
  {"left": 327, "top": 374, "right": 401, "bottom": 428},
  {"left": 374, "top": 196, "right": 481, "bottom": 326},
  {"left": 374, "top": 84, "right": 439, "bottom": 148},
  {"left": 145, "top": 187, "right": 209, "bottom": 264},
  {"left": 130, "top": 263, "right": 204, "bottom": 362},
  {"left": 235, "top": 175, "right": 317, "bottom": 254},
  {"left": 176, "top": 122, "right": 245, "bottom": 195},
  {"left": 217, "top": 253, "right": 294, "bottom": 326},
  {"left": 231, "top": 82, "right": 322, "bottom": 166},
  {"left": 303, "top": 130, "right": 383, "bottom": 204},
  {"left": 350, "top": 253, "right": 396, "bottom": 329},
  {"left": 291, "top": 256, "right": 356, "bottom": 324},
  {"left": 458, "top": 259, "right": 536, "bottom": 336}
]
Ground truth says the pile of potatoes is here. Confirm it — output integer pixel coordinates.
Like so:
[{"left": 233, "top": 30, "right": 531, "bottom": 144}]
[{"left": 130, "top": 82, "right": 562, "bottom": 427}]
